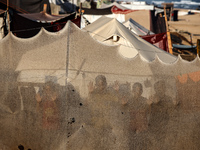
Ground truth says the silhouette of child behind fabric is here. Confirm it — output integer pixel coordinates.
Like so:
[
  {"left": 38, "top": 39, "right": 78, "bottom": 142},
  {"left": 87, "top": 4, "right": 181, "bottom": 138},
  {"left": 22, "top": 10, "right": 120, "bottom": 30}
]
[{"left": 36, "top": 81, "right": 60, "bottom": 130}]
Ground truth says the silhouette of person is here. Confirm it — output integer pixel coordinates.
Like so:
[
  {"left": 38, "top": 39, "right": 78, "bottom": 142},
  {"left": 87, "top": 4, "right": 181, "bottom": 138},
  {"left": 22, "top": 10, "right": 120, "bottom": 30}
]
[
  {"left": 36, "top": 81, "right": 60, "bottom": 130},
  {"left": 130, "top": 82, "right": 149, "bottom": 134},
  {"left": 148, "top": 80, "right": 174, "bottom": 148},
  {"left": 87, "top": 75, "right": 118, "bottom": 149}
]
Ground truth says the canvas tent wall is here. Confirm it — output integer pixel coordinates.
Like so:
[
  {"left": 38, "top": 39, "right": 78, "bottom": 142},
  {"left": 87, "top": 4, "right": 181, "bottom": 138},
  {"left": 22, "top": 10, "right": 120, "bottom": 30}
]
[{"left": 1, "top": 21, "right": 200, "bottom": 149}]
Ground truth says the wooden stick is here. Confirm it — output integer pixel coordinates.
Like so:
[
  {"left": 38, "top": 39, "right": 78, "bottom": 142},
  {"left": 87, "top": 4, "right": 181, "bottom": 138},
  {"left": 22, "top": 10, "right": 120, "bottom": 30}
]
[
  {"left": 79, "top": 2, "right": 82, "bottom": 15},
  {"left": 164, "top": 6, "right": 173, "bottom": 54},
  {"left": 197, "top": 39, "right": 200, "bottom": 56},
  {"left": 43, "top": 4, "right": 47, "bottom": 13}
]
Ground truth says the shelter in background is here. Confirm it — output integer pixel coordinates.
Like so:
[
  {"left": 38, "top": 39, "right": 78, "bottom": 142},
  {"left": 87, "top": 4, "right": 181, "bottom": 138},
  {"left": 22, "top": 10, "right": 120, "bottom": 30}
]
[
  {"left": 82, "top": 1, "right": 165, "bottom": 33},
  {"left": 0, "top": 0, "right": 53, "bottom": 37},
  {"left": 0, "top": 0, "right": 51, "bottom": 14},
  {"left": 125, "top": 10, "right": 153, "bottom": 32},
  {"left": 83, "top": 16, "right": 174, "bottom": 62},
  {"left": 10, "top": 12, "right": 80, "bottom": 38},
  {"left": 82, "top": 2, "right": 137, "bottom": 25},
  {"left": 123, "top": 18, "right": 168, "bottom": 52},
  {"left": 123, "top": 18, "right": 154, "bottom": 36}
]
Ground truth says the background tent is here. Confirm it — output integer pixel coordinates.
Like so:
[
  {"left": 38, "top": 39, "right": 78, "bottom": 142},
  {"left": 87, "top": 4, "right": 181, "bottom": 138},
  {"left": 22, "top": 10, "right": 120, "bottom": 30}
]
[
  {"left": 100, "top": 2, "right": 136, "bottom": 14},
  {"left": 123, "top": 18, "right": 154, "bottom": 36},
  {"left": 82, "top": 2, "right": 136, "bottom": 26},
  {"left": 1, "top": 21, "right": 200, "bottom": 149},
  {"left": 0, "top": 0, "right": 51, "bottom": 13},
  {"left": 83, "top": 16, "right": 175, "bottom": 63},
  {"left": 10, "top": 12, "right": 79, "bottom": 38},
  {"left": 123, "top": 18, "right": 168, "bottom": 52}
]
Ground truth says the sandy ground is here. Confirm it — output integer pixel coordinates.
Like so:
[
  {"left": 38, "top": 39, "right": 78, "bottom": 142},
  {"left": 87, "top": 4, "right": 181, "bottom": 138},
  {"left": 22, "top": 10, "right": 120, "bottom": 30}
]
[{"left": 168, "top": 9, "right": 200, "bottom": 46}]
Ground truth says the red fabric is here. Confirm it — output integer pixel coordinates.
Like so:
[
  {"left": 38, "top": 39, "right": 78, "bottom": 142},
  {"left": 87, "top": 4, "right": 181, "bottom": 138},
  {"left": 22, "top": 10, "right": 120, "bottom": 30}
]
[
  {"left": 71, "top": 16, "right": 81, "bottom": 28},
  {"left": 52, "top": 16, "right": 81, "bottom": 32},
  {"left": 141, "top": 32, "right": 169, "bottom": 52},
  {"left": 111, "top": 5, "right": 137, "bottom": 14}
]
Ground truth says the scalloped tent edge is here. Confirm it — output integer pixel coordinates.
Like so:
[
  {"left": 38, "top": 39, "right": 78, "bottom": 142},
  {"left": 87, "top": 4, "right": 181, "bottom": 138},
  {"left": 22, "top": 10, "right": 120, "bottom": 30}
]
[{"left": 0, "top": 21, "right": 199, "bottom": 84}]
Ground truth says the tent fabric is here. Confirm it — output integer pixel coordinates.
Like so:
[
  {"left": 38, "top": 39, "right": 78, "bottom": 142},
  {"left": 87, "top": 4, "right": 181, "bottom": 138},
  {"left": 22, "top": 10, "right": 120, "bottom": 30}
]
[
  {"left": 141, "top": 32, "right": 169, "bottom": 52},
  {"left": 101, "top": 2, "right": 135, "bottom": 14},
  {"left": 19, "top": 12, "right": 73, "bottom": 23},
  {"left": 82, "top": 13, "right": 125, "bottom": 26},
  {"left": 49, "top": 0, "right": 77, "bottom": 13},
  {"left": 10, "top": 12, "right": 78, "bottom": 38},
  {"left": 0, "top": 9, "right": 5, "bottom": 15},
  {"left": 1, "top": 21, "right": 200, "bottom": 150},
  {"left": 111, "top": 5, "right": 137, "bottom": 14},
  {"left": 0, "top": 0, "right": 51, "bottom": 13},
  {"left": 49, "top": 3, "right": 60, "bottom": 15},
  {"left": 125, "top": 10, "right": 152, "bottom": 31},
  {"left": 82, "top": 7, "right": 112, "bottom": 15},
  {"left": 101, "top": 2, "right": 130, "bottom": 10},
  {"left": 123, "top": 18, "right": 154, "bottom": 36},
  {"left": 81, "top": 2, "right": 135, "bottom": 25},
  {"left": 83, "top": 16, "right": 176, "bottom": 63}
]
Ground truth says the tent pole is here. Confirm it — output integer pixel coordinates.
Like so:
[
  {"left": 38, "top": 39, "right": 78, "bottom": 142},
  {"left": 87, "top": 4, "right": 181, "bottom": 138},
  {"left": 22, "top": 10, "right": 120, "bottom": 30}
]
[
  {"left": 65, "top": 22, "right": 70, "bottom": 86},
  {"left": 197, "top": 39, "right": 200, "bottom": 56},
  {"left": 79, "top": 2, "right": 83, "bottom": 16},
  {"left": 7, "top": 0, "right": 10, "bottom": 33},
  {"left": 164, "top": 6, "right": 173, "bottom": 54},
  {"left": 7, "top": 0, "right": 13, "bottom": 69}
]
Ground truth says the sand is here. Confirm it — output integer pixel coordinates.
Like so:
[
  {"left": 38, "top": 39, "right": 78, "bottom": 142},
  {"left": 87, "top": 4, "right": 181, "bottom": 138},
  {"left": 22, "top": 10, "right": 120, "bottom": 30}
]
[{"left": 168, "top": 9, "right": 200, "bottom": 46}]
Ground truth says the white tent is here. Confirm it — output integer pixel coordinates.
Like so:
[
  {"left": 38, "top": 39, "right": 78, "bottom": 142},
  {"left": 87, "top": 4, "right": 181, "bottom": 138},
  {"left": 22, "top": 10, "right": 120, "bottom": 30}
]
[
  {"left": 83, "top": 16, "right": 176, "bottom": 63},
  {"left": 123, "top": 18, "right": 155, "bottom": 36}
]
